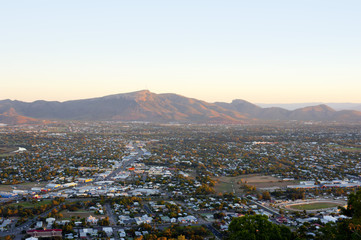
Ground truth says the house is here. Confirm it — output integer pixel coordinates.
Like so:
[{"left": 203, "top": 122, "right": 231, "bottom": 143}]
[
  {"left": 0, "top": 219, "right": 12, "bottom": 231},
  {"left": 220, "top": 224, "right": 229, "bottom": 231},
  {"left": 118, "top": 229, "right": 126, "bottom": 238},
  {"left": 161, "top": 216, "right": 171, "bottom": 222},
  {"left": 103, "top": 227, "right": 113, "bottom": 237},
  {"left": 55, "top": 220, "right": 70, "bottom": 225},
  {"left": 79, "top": 228, "right": 98, "bottom": 238},
  {"left": 135, "top": 215, "right": 153, "bottom": 225},
  {"left": 64, "top": 233, "right": 74, "bottom": 239},
  {"left": 178, "top": 216, "right": 197, "bottom": 223},
  {"left": 87, "top": 215, "right": 98, "bottom": 224},
  {"left": 36, "top": 221, "right": 43, "bottom": 228},
  {"left": 27, "top": 229, "right": 62, "bottom": 238},
  {"left": 46, "top": 218, "right": 56, "bottom": 228}
]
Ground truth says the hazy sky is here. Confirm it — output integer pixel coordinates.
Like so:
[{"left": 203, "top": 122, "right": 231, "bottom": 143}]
[{"left": 1, "top": 1, "right": 360, "bottom": 103}]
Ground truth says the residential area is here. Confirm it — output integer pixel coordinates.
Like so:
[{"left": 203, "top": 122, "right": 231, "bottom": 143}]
[{"left": 0, "top": 122, "right": 360, "bottom": 239}]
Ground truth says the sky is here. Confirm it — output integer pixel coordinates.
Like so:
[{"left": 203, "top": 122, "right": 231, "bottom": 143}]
[{"left": 1, "top": 0, "right": 361, "bottom": 104}]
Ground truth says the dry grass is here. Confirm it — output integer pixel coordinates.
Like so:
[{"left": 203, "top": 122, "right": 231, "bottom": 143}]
[
  {"left": 0, "top": 146, "right": 17, "bottom": 157},
  {"left": 0, "top": 182, "right": 47, "bottom": 191},
  {"left": 0, "top": 185, "right": 15, "bottom": 191},
  {"left": 60, "top": 210, "right": 95, "bottom": 219},
  {"left": 214, "top": 174, "right": 299, "bottom": 194}
]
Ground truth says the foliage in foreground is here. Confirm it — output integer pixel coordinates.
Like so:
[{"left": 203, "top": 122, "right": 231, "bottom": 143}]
[{"left": 227, "top": 214, "right": 294, "bottom": 240}]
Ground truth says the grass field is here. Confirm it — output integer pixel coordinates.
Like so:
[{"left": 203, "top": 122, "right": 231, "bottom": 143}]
[
  {"left": 214, "top": 174, "right": 299, "bottom": 194},
  {"left": 331, "top": 144, "right": 361, "bottom": 153},
  {"left": 339, "top": 147, "right": 361, "bottom": 153},
  {"left": 9, "top": 199, "right": 53, "bottom": 208},
  {"left": 289, "top": 202, "right": 341, "bottom": 211},
  {"left": 215, "top": 181, "right": 236, "bottom": 193}
]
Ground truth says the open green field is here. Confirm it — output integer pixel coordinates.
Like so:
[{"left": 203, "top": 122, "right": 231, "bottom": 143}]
[
  {"left": 289, "top": 202, "right": 341, "bottom": 211},
  {"left": 9, "top": 199, "right": 53, "bottom": 208},
  {"left": 331, "top": 144, "right": 361, "bottom": 153},
  {"left": 215, "top": 181, "right": 236, "bottom": 193},
  {"left": 340, "top": 147, "right": 361, "bottom": 153}
]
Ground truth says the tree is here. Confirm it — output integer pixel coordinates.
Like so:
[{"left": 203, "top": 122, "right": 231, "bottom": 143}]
[
  {"left": 318, "top": 190, "right": 361, "bottom": 239},
  {"left": 262, "top": 191, "right": 271, "bottom": 201},
  {"left": 340, "top": 190, "right": 361, "bottom": 219},
  {"left": 227, "top": 215, "right": 294, "bottom": 240},
  {"left": 99, "top": 217, "right": 110, "bottom": 226}
]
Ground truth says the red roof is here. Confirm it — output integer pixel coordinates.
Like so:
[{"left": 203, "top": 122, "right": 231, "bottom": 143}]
[{"left": 27, "top": 229, "right": 62, "bottom": 233}]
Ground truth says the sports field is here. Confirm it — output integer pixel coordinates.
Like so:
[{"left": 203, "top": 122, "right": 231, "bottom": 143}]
[{"left": 288, "top": 202, "right": 342, "bottom": 211}]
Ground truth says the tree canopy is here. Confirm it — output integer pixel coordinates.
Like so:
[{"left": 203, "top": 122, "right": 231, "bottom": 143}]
[{"left": 227, "top": 214, "right": 294, "bottom": 240}]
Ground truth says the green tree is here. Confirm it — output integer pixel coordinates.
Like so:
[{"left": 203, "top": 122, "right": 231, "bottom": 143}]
[
  {"left": 340, "top": 190, "right": 361, "bottom": 219},
  {"left": 227, "top": 215, "right": 294, "bottom": 240},
  {"left": 262, "top": 191, "right": 271, "bottom": 201},
  {"left": 318, "top": 190, "right": 361, "bottom": 239}
]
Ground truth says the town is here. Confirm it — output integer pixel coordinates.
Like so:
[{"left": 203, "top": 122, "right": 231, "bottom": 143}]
[{"left": 0, "top": 121, "right": 360, "bottom": 239}]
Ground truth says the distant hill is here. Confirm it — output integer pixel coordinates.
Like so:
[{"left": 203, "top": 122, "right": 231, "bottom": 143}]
[
  {"left": 258, "top": 102, "right": 361, "bottom": 111},
  {"left": 1, "top": 90, "right": 361, "bottom": 124},
  {"left": 0, "top": 108, "right": 44, "bottom": 125}
]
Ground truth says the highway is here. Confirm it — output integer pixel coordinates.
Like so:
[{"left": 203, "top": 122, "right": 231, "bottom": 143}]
[{"left": 105, "top": 142, "right": 144, "bottom": 181}]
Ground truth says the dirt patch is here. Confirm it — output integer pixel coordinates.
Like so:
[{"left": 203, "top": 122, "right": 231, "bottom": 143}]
[
  {"left": 0, "top": 182, "right": 47, "bottom": 192},
  {"left": 0, "top": 146, "right": 18, "bottom": 157},
  {"left": 60, "top": 210, "right": 96, "bottom": 219}
]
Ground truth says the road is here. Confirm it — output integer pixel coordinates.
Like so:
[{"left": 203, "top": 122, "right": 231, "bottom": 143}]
[
  {"left": 206, "top": 224, "right": 223, "bottom": 239},
  {"left": 105, "top": 203, "right": 118, "bottom": 226},
  {"left": 0, "top": 143, "right": 226, "bottom": 239},
  {"left": 0, "top": 203, "right": 65, "bottom": 238},
  {"left": 105, "top": 142, "right": 144, "bottom": 181},
  {"left": 249, "top": 199, "right": 281, "bottom": 217},
  {"left": 143, "top": 203, "right": 153, "bottom": 215}
]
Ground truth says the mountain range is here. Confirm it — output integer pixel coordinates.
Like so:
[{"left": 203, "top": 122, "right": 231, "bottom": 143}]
[
  {"left": 1, "top": 90, "right": 361, "bottom": 124},
  {"left": 257, "top": 103, "right": 361, "bottom": 111}
]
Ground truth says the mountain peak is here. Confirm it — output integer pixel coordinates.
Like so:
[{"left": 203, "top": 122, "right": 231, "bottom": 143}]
[
  {"left": 101, "top": 90, "right": 153, "bottom": 101},
  {"left": 3, "top": 108, "right": 18, "bottom": 116},
  {"left": 299, "top": 104, "right": 335, "bottom": 112},
  {"left": 1, "top": 91, "right": 361, "bottom": 124},
  {"left": 231, "top": 99, "right": 251, "bottom": 104},
  {"left": 0, "top": 108, "right": 42, "bottom": 125},
  {"left": 121, "top": 90, "right": 154, "bottom": 102}
]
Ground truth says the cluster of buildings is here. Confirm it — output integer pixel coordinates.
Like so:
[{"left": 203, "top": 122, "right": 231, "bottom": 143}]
[{"left": 288, "top": 180, "right": 361, "bottom": 189}]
